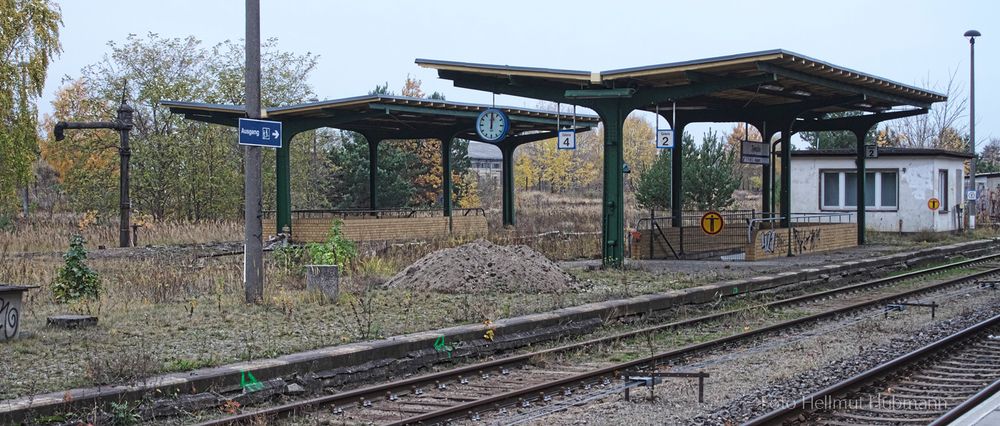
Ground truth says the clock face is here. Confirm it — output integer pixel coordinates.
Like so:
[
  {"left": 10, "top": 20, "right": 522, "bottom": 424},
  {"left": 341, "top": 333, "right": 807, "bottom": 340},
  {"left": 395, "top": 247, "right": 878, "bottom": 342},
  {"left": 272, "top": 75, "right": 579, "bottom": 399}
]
[{"left": 476, "top": 108, "right": 509, "bottom": 142}]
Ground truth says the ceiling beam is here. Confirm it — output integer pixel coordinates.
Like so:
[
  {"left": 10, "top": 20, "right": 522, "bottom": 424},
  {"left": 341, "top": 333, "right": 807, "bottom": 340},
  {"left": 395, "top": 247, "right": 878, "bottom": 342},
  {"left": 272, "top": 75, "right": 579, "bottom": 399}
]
[{"left": 757, "top": 62, "right": 933, "bottom": 109}]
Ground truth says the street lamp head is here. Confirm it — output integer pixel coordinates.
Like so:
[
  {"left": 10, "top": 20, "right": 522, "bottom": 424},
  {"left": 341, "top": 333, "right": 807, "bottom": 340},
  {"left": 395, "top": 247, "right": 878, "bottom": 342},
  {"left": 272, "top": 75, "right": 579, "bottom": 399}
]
[{"left": 965, "top": 30, "right": 981, "bottom": 39}]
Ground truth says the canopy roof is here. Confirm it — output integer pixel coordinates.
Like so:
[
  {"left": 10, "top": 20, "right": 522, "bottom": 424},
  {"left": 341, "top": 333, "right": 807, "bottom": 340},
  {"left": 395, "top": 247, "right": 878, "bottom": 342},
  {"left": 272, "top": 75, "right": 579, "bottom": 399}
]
[
  {"left": 163, "top": 94, "right": 598, "bottom": 141},
  {"left": 416, "top": 49, "right": 946, "bottom": 118},
  {"left": 792, "top": 147, "right": 973, "bottom": 159}
]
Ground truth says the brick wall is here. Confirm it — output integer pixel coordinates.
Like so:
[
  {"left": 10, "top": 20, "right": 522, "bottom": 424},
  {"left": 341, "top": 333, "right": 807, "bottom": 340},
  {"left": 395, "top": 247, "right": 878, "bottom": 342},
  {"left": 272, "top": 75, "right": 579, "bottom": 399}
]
[
  {"left": 631, "top": 222, "right": 858, "bottom": 261},
  {"left": 746, "top": 223, "right": 857, "bottom": 261},
  {"left": 264, "top": 214, "right": 488, "bottom": 243}
]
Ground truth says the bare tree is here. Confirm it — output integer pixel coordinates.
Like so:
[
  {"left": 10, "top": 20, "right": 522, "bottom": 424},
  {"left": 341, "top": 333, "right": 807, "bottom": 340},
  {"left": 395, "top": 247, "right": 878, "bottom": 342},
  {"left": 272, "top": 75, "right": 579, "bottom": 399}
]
[{"left": 882, "top": 68, "right": 968, "bottom": 151}]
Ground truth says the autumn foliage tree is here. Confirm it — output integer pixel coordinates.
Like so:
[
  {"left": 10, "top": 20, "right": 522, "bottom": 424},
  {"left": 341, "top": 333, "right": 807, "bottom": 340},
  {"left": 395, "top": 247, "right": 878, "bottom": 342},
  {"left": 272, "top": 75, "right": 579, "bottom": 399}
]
[
  {"left": 0, "top": 0, "right": 61, "bottom": 212},
  {"left": 42, "top": 33, "right": 317, "bottom": 221}
]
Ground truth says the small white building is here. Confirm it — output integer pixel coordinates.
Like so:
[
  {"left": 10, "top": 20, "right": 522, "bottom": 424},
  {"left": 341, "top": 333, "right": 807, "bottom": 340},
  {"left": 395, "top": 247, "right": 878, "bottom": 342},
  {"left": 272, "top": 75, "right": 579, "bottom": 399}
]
[{"left": 790, "top": 148, "right": 971, "bottom": 233}]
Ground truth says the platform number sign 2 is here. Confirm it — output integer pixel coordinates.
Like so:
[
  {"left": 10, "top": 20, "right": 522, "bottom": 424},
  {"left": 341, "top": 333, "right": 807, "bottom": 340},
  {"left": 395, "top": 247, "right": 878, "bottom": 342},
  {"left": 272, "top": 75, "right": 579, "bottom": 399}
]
[
  {"left": 558, "top": 130, "right": 576, "bottom": 150},
  {"left": 865, "top": 144, "right": 878, "bottom": 159},
  {"left": 656, "top": 129, "right": 674, "bottom": 149}
]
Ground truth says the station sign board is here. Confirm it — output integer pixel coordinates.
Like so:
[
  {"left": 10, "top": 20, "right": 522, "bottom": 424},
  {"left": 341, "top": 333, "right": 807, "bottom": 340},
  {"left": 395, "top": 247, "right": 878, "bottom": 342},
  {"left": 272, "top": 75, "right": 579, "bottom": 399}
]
[
  {"left": 741, "top": 140, "right": 769, "bottom": 165},
  {"left": 238, "top": 118, "right": 283, "bottom": 148}
]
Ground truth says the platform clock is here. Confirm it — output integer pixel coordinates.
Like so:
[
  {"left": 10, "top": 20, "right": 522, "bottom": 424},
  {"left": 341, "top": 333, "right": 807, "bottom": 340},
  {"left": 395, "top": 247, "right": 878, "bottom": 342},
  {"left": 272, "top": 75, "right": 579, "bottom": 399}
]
[{"left": 475, "top": 108, "right": 509, "bottom": 142}]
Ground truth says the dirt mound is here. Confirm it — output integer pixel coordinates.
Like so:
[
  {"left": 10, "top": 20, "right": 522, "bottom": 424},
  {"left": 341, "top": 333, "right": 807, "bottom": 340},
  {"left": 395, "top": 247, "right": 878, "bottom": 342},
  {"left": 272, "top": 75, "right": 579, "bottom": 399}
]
[{"left": 384, "top": 239, "right": 577, "bottom": 294}]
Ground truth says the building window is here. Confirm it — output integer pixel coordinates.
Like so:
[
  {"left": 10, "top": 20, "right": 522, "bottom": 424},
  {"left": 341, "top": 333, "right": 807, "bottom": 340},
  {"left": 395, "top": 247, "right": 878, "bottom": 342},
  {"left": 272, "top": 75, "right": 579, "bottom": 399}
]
[
  {"left": 938, "top": 169, "right": 949, "bottom": 212},
  {"left": 821, "top": 170, "right": 898, "bottom": 210}
]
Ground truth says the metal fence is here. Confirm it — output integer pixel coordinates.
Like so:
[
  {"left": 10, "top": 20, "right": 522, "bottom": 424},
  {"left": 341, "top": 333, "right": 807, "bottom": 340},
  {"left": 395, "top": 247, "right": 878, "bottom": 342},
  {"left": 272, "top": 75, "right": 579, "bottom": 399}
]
[
  {"left": 263, "top": 207, "right": 486, "bottom": 220},
  {"left": 632, "top": 210, "right": 853, "bottom": 261}
]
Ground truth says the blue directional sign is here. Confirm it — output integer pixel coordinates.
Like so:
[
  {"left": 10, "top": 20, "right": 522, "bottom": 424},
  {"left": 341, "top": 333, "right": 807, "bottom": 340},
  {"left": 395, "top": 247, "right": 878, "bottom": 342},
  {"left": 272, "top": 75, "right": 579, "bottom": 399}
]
[{"left": 238, "top": 118, "right": 283, "bottom": 148}]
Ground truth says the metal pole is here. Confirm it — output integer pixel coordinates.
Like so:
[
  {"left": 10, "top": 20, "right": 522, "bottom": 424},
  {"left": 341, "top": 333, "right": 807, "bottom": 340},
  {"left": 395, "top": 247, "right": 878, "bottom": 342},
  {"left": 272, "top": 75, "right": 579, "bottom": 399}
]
[
  {"left": 965, "top": 30, "right": 980, "bottom": 230},
  {"left": 244, "top": 0, "right": 264, "bottom": 303},
  {"left": 118, "top": 107, "right": 132, "bottom": 248}
]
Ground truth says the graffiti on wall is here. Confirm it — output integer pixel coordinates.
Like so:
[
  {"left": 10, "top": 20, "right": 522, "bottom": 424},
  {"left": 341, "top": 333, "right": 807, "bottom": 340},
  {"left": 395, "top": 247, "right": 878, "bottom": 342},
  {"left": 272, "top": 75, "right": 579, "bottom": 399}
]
[
  {"left": 758, "top": 228, "right": 823, "bottom": 255},
  {"left": 0, "top": 297, "right": 19, "bottom": 340}
]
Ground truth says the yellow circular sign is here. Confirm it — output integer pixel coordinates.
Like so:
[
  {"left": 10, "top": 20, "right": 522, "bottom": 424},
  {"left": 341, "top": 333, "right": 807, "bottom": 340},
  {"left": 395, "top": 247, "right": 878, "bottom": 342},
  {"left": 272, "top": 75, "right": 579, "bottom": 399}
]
[
  {"left": 701, "top": 211, "right": 725, "bottom": 235},
  {"left": 928, "top": 197, "right": 940, "bottom": 211}
]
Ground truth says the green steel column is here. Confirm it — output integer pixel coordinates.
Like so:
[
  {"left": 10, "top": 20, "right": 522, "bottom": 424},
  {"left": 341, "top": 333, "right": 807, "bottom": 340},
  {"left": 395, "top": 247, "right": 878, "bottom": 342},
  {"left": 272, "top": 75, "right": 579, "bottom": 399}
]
[
  {"left": 598, "top": 103, "right": 627, "bottom": 268},
  {"left": 441, "top": 137, "right": 453, "bottom": 217},
  {"left": 368, "top": 139, "right": 379, "bottom": 210},
  {"left": 855, "top": 129, "right": 867, "bottom": 245},
  {"left": 501, "top": 145, "right": 515, "bottom": 227},
  {"left": 761, "top": 130, "right": 776, "bottom": 215},
  {"left": 670, "top": 123, "right": 686, "bottom": 227},
  {"left": 779, "top": 130, "right": 791, "bottom": 229},
  {"left": 276, "top": 131, "right": 293, "bottom": 235}
]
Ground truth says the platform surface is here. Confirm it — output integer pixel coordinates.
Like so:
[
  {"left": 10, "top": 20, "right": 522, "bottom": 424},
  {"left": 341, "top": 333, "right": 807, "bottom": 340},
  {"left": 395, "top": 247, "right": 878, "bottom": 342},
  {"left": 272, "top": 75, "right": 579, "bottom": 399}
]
[{"left": 948, "top": 387, "right": 1000, "bottom": 426}]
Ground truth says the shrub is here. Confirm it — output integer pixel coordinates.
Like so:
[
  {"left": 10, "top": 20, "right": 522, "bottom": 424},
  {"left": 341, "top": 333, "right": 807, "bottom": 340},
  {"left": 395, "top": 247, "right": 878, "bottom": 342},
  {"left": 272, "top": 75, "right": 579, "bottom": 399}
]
[
  {"left": 306, "top": 220, "right": 358, "bottom": 271},
  {"left": 0, "top": 214, "right": 14, "bottom": 232},
  {"left": 52, "top": 234, "right": 101, "bottom": 303}
]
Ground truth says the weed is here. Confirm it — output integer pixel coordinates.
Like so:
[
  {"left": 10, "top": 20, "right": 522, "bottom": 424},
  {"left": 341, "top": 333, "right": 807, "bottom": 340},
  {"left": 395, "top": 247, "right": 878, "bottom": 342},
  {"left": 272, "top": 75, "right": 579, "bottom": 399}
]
[
  {"left": 272, "top": 244, "right": 306, "bottom": 275},
  {"left": 52, "top": 234, "right": 101, "bottom": 303},
  {"left": 108, "top": 401, "right": 140, "bottom": 425},
  {"left": 344, "top": 282, "right": 381, "bottom": 340},
  {"left": 85, "top": 339, "right": 156, "bottom": 386},
  {"left": 306, "top": 220, "right": 358, "bottom": 270}
]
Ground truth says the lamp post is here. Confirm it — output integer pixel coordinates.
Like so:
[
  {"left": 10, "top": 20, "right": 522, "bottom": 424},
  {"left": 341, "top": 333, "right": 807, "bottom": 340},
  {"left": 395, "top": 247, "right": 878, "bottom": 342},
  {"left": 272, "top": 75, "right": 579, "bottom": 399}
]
[{"left": 965, "top": 29, "right": 980, "bottom": 230}]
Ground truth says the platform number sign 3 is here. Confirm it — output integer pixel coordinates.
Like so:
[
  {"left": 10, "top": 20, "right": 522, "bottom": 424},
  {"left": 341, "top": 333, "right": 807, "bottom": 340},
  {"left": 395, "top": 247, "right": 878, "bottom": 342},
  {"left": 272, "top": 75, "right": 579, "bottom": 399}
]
[
  {"left": 656, "top": 129, "right": 674, "bottom": 149},
  {"left": 558, "top": 130, "right": 576, "bottom": 150}
]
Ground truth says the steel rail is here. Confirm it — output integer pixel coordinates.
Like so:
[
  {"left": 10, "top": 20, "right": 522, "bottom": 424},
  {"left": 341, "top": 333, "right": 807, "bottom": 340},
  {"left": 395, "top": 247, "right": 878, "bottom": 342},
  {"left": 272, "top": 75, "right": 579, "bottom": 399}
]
[
  {"left": 742, "top": 313, "right": 1000, "bottom": 426},
  {"left": 927, "top": 378, "right": 1000, "bottom": 426},
  {"left": 195, "top": 253, "right": 1000, "bottom": 426},
  {"left": 389, "top": 267, "right": 1000, "bottom": 426}
]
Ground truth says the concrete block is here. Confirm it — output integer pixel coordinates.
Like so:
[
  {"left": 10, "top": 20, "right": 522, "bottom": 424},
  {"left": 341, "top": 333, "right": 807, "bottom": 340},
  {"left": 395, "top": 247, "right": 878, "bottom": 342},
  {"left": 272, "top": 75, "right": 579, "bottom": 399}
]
[
  {"left": 305, "top": 265, "right": 339, "bottom": 301},
  {"left": 45, "top": 314, "right": 98, "bottom": 329}
]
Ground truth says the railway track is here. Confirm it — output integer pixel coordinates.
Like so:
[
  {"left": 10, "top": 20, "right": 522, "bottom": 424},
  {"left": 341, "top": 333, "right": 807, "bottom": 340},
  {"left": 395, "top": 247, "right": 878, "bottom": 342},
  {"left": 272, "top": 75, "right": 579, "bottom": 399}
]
[
  {"left": 743, "top": 313, "right": 1000, "bottom": 426},
  {"left": 193, "top": 254, "right": 1000, "bottom": 426}
]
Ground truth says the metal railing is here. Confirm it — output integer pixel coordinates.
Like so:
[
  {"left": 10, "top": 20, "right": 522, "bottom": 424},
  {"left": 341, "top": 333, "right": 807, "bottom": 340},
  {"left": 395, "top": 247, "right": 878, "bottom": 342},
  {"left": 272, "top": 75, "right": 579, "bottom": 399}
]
[
  {"left": 632, "top": 211, "right": 854, "bottom": 261},
  {"left": 263, "top": 207, "right": 486, "bottom": 219},
  {"left": 633, "top": 210, "right": 758, "bottom": 260},
  {"left": 747, "top": 212, "right": 853, "bottom": 243}
]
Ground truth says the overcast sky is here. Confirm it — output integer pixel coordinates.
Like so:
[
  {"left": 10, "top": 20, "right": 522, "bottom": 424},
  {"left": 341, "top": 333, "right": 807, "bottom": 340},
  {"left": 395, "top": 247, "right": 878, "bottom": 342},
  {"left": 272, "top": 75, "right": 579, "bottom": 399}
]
[{"left": 40, "top": 0, "right": 998, "bottom": 150}]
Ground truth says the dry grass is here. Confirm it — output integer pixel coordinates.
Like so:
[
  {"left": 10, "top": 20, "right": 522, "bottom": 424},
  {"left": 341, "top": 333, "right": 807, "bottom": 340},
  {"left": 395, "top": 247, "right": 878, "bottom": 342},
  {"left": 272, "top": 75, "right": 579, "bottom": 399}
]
[{"left": 0, "top": 213, "right": 241, "bottom": 253}]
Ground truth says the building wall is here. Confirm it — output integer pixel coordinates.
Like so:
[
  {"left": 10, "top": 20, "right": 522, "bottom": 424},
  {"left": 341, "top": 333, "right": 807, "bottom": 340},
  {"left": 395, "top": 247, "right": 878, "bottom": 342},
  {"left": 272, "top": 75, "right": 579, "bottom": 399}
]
[{"left": 790, "top": 156, "right": 966, "bottom": 232}]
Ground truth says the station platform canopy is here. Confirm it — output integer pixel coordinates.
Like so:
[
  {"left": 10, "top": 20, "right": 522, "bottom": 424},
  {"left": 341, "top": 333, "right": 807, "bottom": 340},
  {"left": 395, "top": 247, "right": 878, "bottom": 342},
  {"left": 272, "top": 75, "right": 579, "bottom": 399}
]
[
  {"left": 417, "top": 49, "right": 947, "bottom": 266},
  {"left": 163, "top": 94, "right": 599, "bottom": 234}
]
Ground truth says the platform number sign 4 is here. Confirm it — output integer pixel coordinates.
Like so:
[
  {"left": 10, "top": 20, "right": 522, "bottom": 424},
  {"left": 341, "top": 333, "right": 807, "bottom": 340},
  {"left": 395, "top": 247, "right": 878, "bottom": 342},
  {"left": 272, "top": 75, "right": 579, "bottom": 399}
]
[
  {"left": 557, "top": 130, "right": 576, "bottom": 150},
  {"left": 656, "top": 129, "right": 674, "bottom": 149}
]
